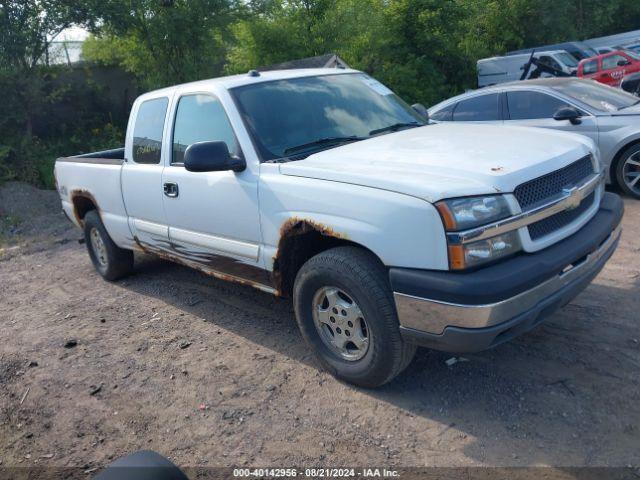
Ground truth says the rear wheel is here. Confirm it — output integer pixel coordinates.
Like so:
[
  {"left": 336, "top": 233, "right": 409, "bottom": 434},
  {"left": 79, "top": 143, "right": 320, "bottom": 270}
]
[
  {"left": 293, "top": 246, "right": 416, "bottom": 388},
  {"left": 83, "top": 210, "right": 134, "bottom": 280},
  {"left": 615, "top": 143, "right": 640, "bottom": 199}
]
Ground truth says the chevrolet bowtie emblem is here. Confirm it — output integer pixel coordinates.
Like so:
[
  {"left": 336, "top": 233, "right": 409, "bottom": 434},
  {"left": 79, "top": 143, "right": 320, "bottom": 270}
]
[{"left": 562, "top": 186, "right": 581, "bottom": 210}]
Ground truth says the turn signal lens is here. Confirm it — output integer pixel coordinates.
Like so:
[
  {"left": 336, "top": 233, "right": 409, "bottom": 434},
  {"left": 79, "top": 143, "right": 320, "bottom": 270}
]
[{"left": 448, "top": 245, "right": 466, "bottom": 270}]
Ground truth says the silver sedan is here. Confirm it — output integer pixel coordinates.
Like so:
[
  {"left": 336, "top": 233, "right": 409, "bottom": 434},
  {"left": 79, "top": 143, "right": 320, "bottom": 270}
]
[{"left": 428, "top": 78, "right": 640, "bottom": 198}]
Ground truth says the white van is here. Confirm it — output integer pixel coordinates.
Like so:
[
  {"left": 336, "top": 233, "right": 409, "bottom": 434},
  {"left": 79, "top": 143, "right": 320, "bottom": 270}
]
[{"left": 477, "top": 50, "right": 578, "bottom": 87}]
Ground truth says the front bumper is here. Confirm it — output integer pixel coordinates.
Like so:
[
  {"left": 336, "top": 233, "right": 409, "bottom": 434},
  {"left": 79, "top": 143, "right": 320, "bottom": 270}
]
[{"left": 391, "top": 192, "right": 624, "bottom": 353}]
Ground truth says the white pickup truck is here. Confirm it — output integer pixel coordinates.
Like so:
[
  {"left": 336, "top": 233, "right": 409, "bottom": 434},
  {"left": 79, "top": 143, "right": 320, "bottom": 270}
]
[{"left": 54, "top": 69, "right": 623, "bottom": 387}]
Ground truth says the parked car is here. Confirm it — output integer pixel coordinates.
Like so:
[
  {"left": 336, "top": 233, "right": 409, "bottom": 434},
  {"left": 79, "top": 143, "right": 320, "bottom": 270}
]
[
  {"left": 477, "top": 50, "right": 577, "bottom": 87},
  {"left": 55, "top": 69, "right": 623, "bottom": 387},
  {"left": 428, "top": 78, "right": 640, "bottom": 198},
  {"left": 507, "top": 41, "right": 598, "bottom": 61},
  {"left": 577, "top": 49, "right": 640, "bottom": 87}
]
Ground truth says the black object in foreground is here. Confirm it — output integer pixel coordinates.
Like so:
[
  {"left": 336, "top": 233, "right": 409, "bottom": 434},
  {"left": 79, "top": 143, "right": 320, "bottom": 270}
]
[{"left": 94, "top": 450, "right": 188, "bottom": 480}]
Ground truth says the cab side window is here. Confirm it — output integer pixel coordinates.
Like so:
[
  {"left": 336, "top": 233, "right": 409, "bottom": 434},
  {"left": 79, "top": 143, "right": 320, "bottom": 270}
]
[
  {"left": 506, "top": 91, "right": 570, "bottom": 120},
  {"left": 132, "top": 97, "right": 169, "bottom": 164},
  {"left": 452, "top": 94, "right": 500, "bottom": 121},
  {"left": 172, "top": 94, "right": 240, "bottom": 164},
  {"left": 582, "top": 59, "right": 598, "bottom": 75}
]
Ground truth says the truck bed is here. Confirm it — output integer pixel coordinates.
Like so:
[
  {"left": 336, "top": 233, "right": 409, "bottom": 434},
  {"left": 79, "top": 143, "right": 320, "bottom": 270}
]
[
  {"left": 56, "top": 147, "right": 125, "bottom": 165},
  {"left": 54, "top": 147, "right": 134, "bottom": 251}
]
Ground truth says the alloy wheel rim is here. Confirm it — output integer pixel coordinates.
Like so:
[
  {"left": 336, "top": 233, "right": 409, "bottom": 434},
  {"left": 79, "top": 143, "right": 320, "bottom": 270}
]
[
  {"left": 623, "top": 151, "right": 640, "bottom": 195},
  {"left": 311, "top": 286, "right": 370, "bottom": 361},
  {"left": 90, "top": 228, "right": 108, "bottom": 266}
]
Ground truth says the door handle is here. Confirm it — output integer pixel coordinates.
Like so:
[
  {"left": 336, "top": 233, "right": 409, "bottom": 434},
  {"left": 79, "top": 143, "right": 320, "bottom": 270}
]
[{"left": 163, "top": 182, "right": 179, "bottom": 197}]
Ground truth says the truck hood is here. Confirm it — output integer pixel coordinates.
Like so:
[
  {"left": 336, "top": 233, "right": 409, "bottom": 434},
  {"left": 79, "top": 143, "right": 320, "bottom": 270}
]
[{"left": 278, "top": 123, "right": 595, "bottom": 203}]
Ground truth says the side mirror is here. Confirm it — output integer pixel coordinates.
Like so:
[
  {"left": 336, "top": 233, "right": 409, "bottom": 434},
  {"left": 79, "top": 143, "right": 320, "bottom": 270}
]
[
  {"left": 184, "top": 141, "right": 245, "bottom": 173},
  {"left": 553, "top": 106, "right": 582, "bottom": 125},
  {"left": 412, "top": 103, "right": 429, "bottom": 122}
]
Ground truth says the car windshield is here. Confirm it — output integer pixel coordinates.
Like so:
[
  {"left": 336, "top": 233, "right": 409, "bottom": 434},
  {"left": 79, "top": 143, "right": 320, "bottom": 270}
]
[
  {"left": 555, "top": 52, "right": 579, "bottom": 68},
  {"left": 231, "top": 73, "right": 425, "bottom": 160},
  {"left": 553, "top": 80, "right": 640, "bottom": 112}
]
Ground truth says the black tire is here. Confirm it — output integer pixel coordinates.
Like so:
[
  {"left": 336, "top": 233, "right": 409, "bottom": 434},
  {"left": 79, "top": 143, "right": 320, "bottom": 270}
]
[
  {"left": 293, "top": 246, "right": 416, "bottom": 388},
  {"left": 614, "top": 143, "right": 640, "bottom": 199},
  {"left": 83, "top": 210, "right": 134, "bottom": 281}
]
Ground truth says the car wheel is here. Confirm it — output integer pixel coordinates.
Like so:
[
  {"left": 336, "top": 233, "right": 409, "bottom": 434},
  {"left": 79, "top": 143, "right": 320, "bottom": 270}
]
[
  {"left": 293, "top": 246, "right": 416, "bottom": 388},
  {"left": 615, "top": 143, "right": 640, "bottom": 199},
  {"left": 84, "top": 210, "right": 134, "bottom": 280}
]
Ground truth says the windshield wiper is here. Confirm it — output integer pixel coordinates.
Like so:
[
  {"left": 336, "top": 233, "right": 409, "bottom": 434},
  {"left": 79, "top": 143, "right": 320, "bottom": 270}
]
[
  {"left": 283, "top": 136, "right": 366, "bottom": 156},
  {"left": 369, "top": 122, "right": 422, "bottom": 136}
]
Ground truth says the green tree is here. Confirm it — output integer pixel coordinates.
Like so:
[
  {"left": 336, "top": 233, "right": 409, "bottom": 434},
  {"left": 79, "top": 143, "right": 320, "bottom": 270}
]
[
  {"left": 0, "top": 0, "right": 90, "bottom": 136},
  {"left": 83, "top": 0, "right": 237, "bottom": 89},
  {"left": 0, "top": 0, "right": 101, "bottom": 185}
]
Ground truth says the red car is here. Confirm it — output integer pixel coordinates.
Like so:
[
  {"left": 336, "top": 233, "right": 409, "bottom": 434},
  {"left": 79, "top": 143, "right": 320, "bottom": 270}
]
[{"left": 577, "top": 49, "right": 640, "bottom": 87}]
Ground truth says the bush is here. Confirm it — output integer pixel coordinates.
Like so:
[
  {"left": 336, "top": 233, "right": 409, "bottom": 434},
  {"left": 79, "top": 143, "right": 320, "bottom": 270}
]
[{"left": 0, "top": 65, "right": 128, "bottom": 189}]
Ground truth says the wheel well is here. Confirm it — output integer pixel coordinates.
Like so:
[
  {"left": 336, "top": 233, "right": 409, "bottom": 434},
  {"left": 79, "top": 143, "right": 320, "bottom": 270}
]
[
  {"left": 610, "top": 139, "right": 640, "bottom": 185},
  {"left": 271, "top": 219, "right": 377, "bottom": 297},
  {"left": 70, "top": 191, "right": 99, "bottom": 226}
]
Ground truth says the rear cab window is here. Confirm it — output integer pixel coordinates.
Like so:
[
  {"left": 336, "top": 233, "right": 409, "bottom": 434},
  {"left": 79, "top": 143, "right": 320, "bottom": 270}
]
[{"left": 132, "top": 97, "right": 169, "bottom": 164}]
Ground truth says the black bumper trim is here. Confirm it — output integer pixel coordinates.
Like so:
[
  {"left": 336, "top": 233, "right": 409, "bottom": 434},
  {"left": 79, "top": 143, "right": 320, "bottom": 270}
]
[{"left": 399, "top": 227, "right": 620, "bottom": 353}]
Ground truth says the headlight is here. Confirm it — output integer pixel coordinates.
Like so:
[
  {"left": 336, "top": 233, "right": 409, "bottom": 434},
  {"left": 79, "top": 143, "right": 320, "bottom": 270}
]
[
  {"left": 435, "top": 195, "right": 511, "bottom": 231},
  {"left": 435, "top": 195, "right": 521, "bottom": 270}
]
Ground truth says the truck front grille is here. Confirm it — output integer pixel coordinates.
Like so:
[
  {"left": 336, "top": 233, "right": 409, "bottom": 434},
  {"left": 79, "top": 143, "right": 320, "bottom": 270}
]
[
  {"left": 528, "top": 192, "right": 595, "bottom": 240},
  {"left": 514, "top": 156, "right": 593, "bottom": 209},
  {"left": 514, "top": 155, "right": 595, "bottom": 241}
]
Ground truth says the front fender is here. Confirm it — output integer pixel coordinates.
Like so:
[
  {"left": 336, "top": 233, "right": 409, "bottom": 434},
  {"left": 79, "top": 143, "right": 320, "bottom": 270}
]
[{"left": 258, "top": 166, "right": 449, "bottom": 272}]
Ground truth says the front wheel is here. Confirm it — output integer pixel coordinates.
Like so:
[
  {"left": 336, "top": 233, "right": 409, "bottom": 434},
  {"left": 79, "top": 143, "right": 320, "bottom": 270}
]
[
  {"left": 615, "top": 143, "right": 640, "bottom": 199},
  {"left": 84, "top": 210, "right": 134, "bottom": 281},
  {"left": 293, "top": 246, "right": 416, "bottom": 388}
]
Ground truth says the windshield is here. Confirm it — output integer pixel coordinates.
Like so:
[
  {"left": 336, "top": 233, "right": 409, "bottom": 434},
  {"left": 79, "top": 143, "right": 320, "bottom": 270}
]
[
  {"left": 575, "top": 44, "right": 599, "bottom": 59},
  {"left": 555, "top": 52, "right": 579, "bottom": 68},
  {"left": 553, "top": 80, "right": 640, "bottom": 111},
  {"left": 231, "top": 73, "right": 425, "bottom": 160}
]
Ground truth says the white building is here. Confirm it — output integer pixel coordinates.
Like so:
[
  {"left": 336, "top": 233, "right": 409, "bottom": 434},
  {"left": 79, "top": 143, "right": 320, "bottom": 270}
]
[{"left": 47, "top": 26, "right": 89, "bottom": 65}]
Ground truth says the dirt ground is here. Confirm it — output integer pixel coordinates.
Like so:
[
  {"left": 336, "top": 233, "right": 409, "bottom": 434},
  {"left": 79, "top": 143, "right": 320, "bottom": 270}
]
[{"left": 0, "top": 181, "right": 639, "bottom": 475}]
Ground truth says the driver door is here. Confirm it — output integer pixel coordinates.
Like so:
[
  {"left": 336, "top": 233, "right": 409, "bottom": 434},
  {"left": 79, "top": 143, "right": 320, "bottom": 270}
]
[{"left": 160, "top": 92, "right": 265, "bottom": 282}]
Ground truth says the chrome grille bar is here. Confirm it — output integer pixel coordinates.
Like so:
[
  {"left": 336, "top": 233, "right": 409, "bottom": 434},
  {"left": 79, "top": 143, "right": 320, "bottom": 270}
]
[{"left": 446, "top": 173, "right": 602, "bottom": 245}]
